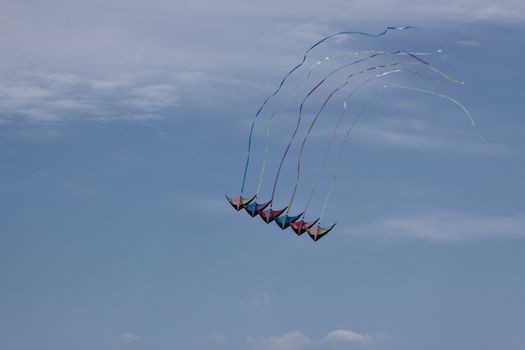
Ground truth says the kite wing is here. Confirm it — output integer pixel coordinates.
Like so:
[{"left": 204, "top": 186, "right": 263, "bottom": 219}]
[
  {"left": 290, "top": 219, "right": 319, "bottom": 236},
  {"left": 259, "top": 207, "right": 287, "bottom": 224},
  {"left": 244, "top": 200, "right": 272, "bottom": 217},
  {"left": 275, "top": 212, "right": 303, "bottom": 230}
]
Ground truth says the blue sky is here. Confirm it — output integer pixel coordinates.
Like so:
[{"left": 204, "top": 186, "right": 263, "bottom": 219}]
[{"left": 1, "top": 1, "right": 524, "bottom": 349}]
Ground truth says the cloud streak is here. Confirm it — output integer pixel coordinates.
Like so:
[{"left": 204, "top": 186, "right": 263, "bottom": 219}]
[
  {"left": 311, "top": 114, "right": 515, "bottom": 157},
  {"left": 238, "top": 293, "right": 270, "bottom": 307},
  {"left": 120, "top": 332, "right": 142, "bottom": 344},
  {"left": 247, "top": 331, "right": 311, "bottom": 350},
  {"left": 1, "top": 0, "right": 524, "bottom": 125},
  {"left": 0, "top": 70, "right": 179, "bottom": 123},
  {"left": 349, "top": 212, "right": 525, "bottom": 242},
  {"left": 353, "top": 118, "right": 514, "bottom": 156},
  {"left": 324, "top": 329, "right": 390, "bottom": 345},
  {"left": 247, "top": 328, "right": 390, "bottom": 350}
]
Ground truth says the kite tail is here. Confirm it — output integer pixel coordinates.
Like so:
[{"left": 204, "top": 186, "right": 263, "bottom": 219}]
[
  {"left": 286, "top": 85, "right": 343, "bottom": 213},
  {"left": 255, "top": 114, "right": 275, "bottom": 197},
  {"left": 302, "top": 100, "right": 348, "bottom": 217},
  {"left": 319, "top": 82, "right": 477, "bottom": 224},
  {"left": 309, "top": 68, "right": 445, "bottom": 219},
  {"left": 285, "top": 60, "right": 450, "bottom": 215},
  {"left": 298, "top": 73, "right": 385, "bottom": 218},
  {"left": 292, "top": 49, "right": 444, "bottom": 98},
  {"left": 269, "top": 74, "right": 331, "bottom": 205},
  {"left": 387, "top": 84, "right": 482, "bottom": 140},
  {"left": 319, "top": 102, "right": 367, "bottom": 224},
  {"left": 240, "top": 26, "right": 415, "bottom": 193}
]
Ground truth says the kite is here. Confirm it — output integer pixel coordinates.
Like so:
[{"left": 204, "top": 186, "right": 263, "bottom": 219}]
[{"left": 226, "top": 26, "right": 480, "bottom": 241}]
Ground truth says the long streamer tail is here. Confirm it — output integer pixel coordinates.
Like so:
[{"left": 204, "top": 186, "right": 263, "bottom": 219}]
[
  {"left": 318, "top": 83, "right": 479, "bottom": 224},
  {"left": 303, "top": 68, "right": 444, "bottom": 218},
  {"left": 285, "top": 60, "right": 459, "bottom": 213},
  {"left": 240, "top": 26, "right": 414, "bottom": 194},
  {"left": 255, "top": 114, "right": 275, "bottom": 197},
  {"left": 292, "top": 49, "right": 443, "bottom": 98},
  {"left": 387, "top": 83, "right": 482, "bottom": 140}
]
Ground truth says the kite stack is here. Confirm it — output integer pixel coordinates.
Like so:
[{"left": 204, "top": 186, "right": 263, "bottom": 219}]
[
  {"left": 227, "top": 27, "right": 478, "bottom": 241},
  {"left": 226, "top": 195, "right": 334, "bottom": 241}
]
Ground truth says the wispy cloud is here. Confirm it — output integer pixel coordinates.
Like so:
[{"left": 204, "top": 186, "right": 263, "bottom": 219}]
[
  {"left": 120, "top": 331, "right": 142, "bottom": 344},
  {"left": 238, "top": 292, "right": 270, "bottom": 307},
  {"left": 1, "top": 0, "right": 523, "bottom": 125},
  {"left": 310, "top": 113, "right": 515, "bottom": 156},
  {"left": 121, "top": 84, "right": 179, "bottom": 111},
  {"left": 0, "top": 73, "right": 95, "bottom": 122},
  {"left": 212, "top": 331, "right": 227, "bottom": 344},
  {"left": 247, "top": 328, "right": 390, "bottom": 350},
  {"left": 456, "top": 40, "right": 481, "bottom": 47},
  {"left": 189, "top": 196, "right": 233, "bottom": 214},
  {"left": 0, "top": 70, "right": 179, "bottom": 123},
  {"left": 247, "top": 331, "right": 311, "bottom": 350},
  {"left": 323, "top": 329, "right": 390, "bottom": 346},
  {"left": 349, "top": 212, "right": 525, "bottom": 242},
  {"left": 351, "top": 117, "right": 515, "bottom": 156}
]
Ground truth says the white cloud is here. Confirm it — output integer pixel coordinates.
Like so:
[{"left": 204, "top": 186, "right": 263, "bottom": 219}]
[
  {"left": 238, "top": 292, "right": 270, "bottom": 306},
  {"left": 121, "top": 84, "right": 179, "bottom": 111},
  {"left": 1, "top": 0, "right": 523, "bottom": 124},
  {"left": 456, "top": 40, "right": 481, "bottom": 47},
  {"left": 247, "top": 331, "right": 311, "bottom": 350},
  {"left": 324, "top": 329, "right": 390, "bottom": 345},
  {"left": 351, "top": 117, "right": 515, "bottom": 156},
  {"left": 0, "top": 76, "right": 96, "bottom": 122},
  {"left": 247, "top": 328, "right": 390, "bottom": 350},
  {"left": 212, "top": 331, "right": 227, "bottom": 344},
  {"left": 350, "top": 212, "right": 525, "bottom": 242},
  {"left": 0, "top": 70, "right": 180, "bottom": 123},
  {"left": 311, "top": 112, "right": 515, "bottom": 157},
  {"left": 120, "top": 332, "right": 142, "bottom": 344},
  {"left": 190, "top": 197, "right": 233, "bottom": 214},
  {"left": 90, "top": 78, "right": 133, "bottom": 91},
  {"left": 14, "top": 0, "right": 520, "bottom": 23}
]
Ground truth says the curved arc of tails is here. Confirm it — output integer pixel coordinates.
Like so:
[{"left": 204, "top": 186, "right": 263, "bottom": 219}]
[
  {"left": 387, "top": 84, "right": 481, "bottom": 138},
  {"left": 292, "top": 48, "right": 443, "bottom": 97},
  {"left": 284, "top": 60, "right": 460, "bottom": 213},
  {"left": 318, "top": 83, "right": 477, "bottom": 223},
  {"left": 268, "top": 57, "right": 453, "bottom": 208},
  {"left": 240, "top": 26, "right": 415, "bottom": 194},
  {"left": 303, "top": 69, "right": 444, "bottom": 221}
]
